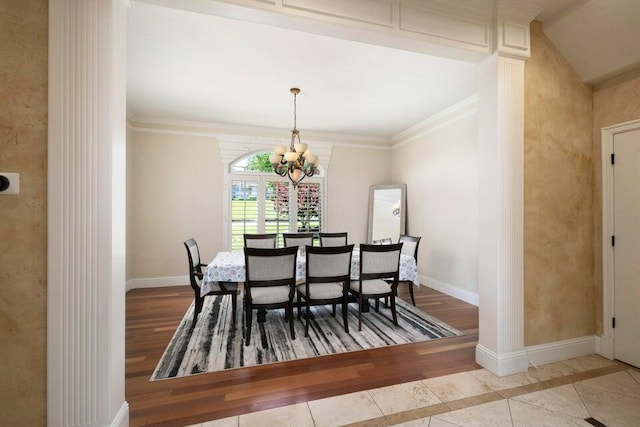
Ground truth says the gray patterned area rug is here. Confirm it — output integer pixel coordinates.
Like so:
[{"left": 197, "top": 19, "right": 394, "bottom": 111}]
[{"left": 151, "top": 295, "right": 462, "bottom": 380}]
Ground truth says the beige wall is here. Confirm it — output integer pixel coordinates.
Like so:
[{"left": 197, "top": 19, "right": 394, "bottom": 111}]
[
  {"left": 129, "top": 131, "right": 224, "bottom": 278},
  {"left": 592, "top": 72, "right": 640, "bottom": 334},
  {"left": 0, "top": 1, "right": 48, "bottom": 425},
  {"left": 326, "top": 145, "right": 391, "bottom": 244},
  {"left": 523, "top": 22, "right": 594, "bottom": 346},
  {"left": 126, "top": 126, "right": 134, "bottom": 280},
  {"left": 390, "top": 114, "right": 479, "bottom": 294}
]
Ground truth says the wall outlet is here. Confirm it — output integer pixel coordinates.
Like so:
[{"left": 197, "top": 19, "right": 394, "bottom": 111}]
[{"left": 0, "top": 173, "right": 19, "bottom": 194}]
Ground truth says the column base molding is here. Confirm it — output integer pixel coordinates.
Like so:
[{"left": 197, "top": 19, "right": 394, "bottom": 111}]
[{"left": 476, "top": 344, "right": 529, "bottom": 376}]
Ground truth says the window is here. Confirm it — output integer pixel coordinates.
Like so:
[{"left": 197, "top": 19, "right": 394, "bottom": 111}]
[{"left": 228, "top": 152, "right": 324, "bottom": 251}]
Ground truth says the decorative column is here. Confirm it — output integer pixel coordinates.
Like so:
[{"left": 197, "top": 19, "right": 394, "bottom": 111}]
[
  {"left": 475, "top": 1, "right": 540, "bottom": 376},
  {"left": 48, "top": 0, "right": 128, "bottom": 425}
]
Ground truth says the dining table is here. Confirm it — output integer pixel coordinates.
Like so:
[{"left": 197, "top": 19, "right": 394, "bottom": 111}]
[{"left": 201, "top": 247, "right": 419, "bottom": 297}]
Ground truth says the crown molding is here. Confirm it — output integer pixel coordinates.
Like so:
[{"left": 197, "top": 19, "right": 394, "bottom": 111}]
[
  {"left": 126, "top": 114, "right": 391, "bottom": 147},
  {"left": 391, "top": 94, "right": 478, "bottom": 147}
]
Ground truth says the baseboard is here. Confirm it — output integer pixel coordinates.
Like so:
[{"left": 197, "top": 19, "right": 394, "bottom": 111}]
[
  {"left": 126, "top": 275, "right": 189, "bottom": 292},
  {"left": 420, "top": 274, "right": 479, "bottom": 306},
  {"left": 476, "top": 344, "right": 529, "bottom": 376},
  {"left": 110, "top": 401, "right": 129, "bottom": 427},
  {"left": 525, "top": 335, "right": 597, "bottom": 366}
]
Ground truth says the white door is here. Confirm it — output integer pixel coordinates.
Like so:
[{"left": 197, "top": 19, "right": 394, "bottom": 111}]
[{"left": 613, "top": 128, "right": 640, "bottom": 368}]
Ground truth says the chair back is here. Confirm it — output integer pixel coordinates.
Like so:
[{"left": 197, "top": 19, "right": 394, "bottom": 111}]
[
  {"left": 319, "top": 232, "right": 348, "bottom": 247},
  {"left": 283, "top": 232, "right": 314, "bottom": 248},
  {"left": 359, "top": 243, "right": 403, "bottom": 282},
  {"left": 372, "top": 238, "right": 392, "bottom": 245},
  {"left": 398, "top": 235, "right": 421, "bottom": 260},
  {"left": 244, "top": 233, "right": 278, "bottom": 249},
  {"left": 305, "top": 244, "right": 354, "bottom": 285},
  {"left": 244, "top": 246, "right": 298, "bottom": 287},
  {"left": 184, "top": 238, "right": 202, "bottom": 291}
]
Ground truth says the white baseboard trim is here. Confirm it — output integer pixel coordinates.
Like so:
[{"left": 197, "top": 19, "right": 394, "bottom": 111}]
[
  {"left": 525, "top": 335, "right": 597, "bottom": 366},
  {"left": 110, "top": 401, "right": 129, "bottom": 427},
  {"left": 476, "top": 344, "right": 529, "bottom": 376},
  {"left": 420, "top": 274, "right": 479, "bottom": 306},
  {"left": 126, "top": 275, "right": 189, "bottom": 292}
]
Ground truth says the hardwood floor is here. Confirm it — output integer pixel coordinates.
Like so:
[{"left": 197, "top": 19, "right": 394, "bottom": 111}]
[{"left": 126, "top": 284, "right": 479, "bottom": 427}]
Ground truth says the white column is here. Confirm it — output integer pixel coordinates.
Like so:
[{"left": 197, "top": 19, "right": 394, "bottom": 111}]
[
  {"left": 48, "top": 0, "right": 128, "bottom": 425},
  {"left": 475, "top": 54, "right": 528, "bottom": 376}
]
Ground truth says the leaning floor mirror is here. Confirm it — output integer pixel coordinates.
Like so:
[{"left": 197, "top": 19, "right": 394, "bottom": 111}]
[{"left": 367, "top": 184, "right": 406, "bottom": 244}]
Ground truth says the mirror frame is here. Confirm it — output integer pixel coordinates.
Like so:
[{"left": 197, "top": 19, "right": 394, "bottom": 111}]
[{"left": 367, "top": 184, "right": 407, "bottom": 244}]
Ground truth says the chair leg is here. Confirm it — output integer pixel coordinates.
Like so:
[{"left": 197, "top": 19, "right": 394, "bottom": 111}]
[
  {"left": 358, "top": 295, "right": 363, "bottom": 331},
  {"left": 297, "top": 292, "right": 302, "bottom": 320},
  {"left": 375, "top": 298, "right": 380, "bottom": 312},
  {"left": 288, "top": 303, "right": 296, "bottom": 340},
  {"left": 408, "top": 281, "right": 416, "bottom": 306},
  {"left": 231, "top": 292, "right": 238, "bottom": 324},
  {"left": 390, "top": 292, "right": 398, "bottom": 326},
  {"left": 245, "top": 306, "right": 253, "bottom": 346},
  {"left": 332, "top": 303, "right": 336, "bottom": 317},
  {"left": 342, "top": 298, "right": 349, "bottom": 333},
  {"left": 305, "top": 301, "right": 311, "bottom": 337},
  {"left": 193, "top": 296, "right": 204, "bottom": 327}
]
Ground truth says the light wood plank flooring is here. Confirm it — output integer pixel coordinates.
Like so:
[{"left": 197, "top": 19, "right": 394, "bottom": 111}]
[{"left": 126, "top": 284, "right": 479, "bottom": 427}]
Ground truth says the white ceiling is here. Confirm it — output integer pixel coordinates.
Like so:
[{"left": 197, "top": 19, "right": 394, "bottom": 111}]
[
  {"left": 126, "top": 2, "right": 477, "bottom": 139},
  {"left": 127, "top": 1, "right": 640, "bottom": 138}
]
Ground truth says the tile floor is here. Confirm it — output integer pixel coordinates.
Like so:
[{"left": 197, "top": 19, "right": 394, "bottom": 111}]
[{"left": 187, "top": 355, "right": 640, "bottom": 427}]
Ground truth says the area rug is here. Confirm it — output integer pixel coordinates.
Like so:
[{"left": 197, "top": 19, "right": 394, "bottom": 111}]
[{"left": 151, "top": 294, "right": 462, "bottom": 380}]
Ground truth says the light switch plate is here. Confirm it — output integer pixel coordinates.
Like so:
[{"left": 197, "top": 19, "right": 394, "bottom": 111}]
[{"left": 0, "top": 172, "right": 20, "bottom": 194}]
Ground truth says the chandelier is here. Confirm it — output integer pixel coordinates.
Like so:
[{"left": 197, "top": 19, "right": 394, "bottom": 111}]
[{"left": 269, "top": 88, "right": 318, "bottom": 188}]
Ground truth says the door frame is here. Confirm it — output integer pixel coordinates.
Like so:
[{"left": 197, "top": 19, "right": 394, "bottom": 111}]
[{"left": 600, "top": 118, "right": 640, "bottom": 359}]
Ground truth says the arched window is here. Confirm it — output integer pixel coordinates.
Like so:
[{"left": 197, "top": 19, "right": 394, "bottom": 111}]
[{"left": 228, "top": 152, "right": 324, "bottom": 251}]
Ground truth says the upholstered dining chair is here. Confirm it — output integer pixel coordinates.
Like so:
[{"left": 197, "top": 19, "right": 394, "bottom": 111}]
[
  {"left": 243, "top": 246, "right": 298, "bottom": 345},
  {"left": 282, "top": 232, "right": 314, "bottom": 249},
  {"left": 243, "top": 233, "right": 278, "bottom": 248},
  {"left": 184, "top": 238, "right": 238, "bottom": 327},
  {"left": 398, "top": 235, "right": 422, "bottom": 306},
  {"left": 319, "top": 232, "right": 348, "bottom": 247},
  {"left": 373, "top": 238, "right": 393, "bottom": 245},
  {"left": 297, "top": 244, "right": 354, "bottom": 337},
  {"left": 350, "top": 243, "right": 403, "bottom": 331}
]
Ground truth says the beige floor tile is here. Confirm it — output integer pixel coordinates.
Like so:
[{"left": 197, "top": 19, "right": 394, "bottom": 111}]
[
  {"left": 184, "top": 424, "right": 201, "bottom": 427},
  {"left": 508, "top": 399, "right": 591, "bottom": 426},
  {"left": 524, "top": 361, "right": 578, "bottom": 383},
  {"left": 308, "top": 391, "right": 384, "bottom": 427},
  {"left": 238, "top": 402, "right": 313, "bottom": 427},
  {"left": 628, "top": 368, "right": 640, "bottom": 384},
  {"left": 562, "top": 355, "right": 618, "bottom": 372},
  {"left": 434, "top": 399, "right": 512, "bottom": 427},
  {"left": 202, "top": 416, "right": 239, "bottom": 427},
  {"left": 425, "top": 418, "right": 459, "bottom": 427},
  {"left": 390, "top": 416, "right": 431, "bottom": 426},
  {"left": 511, "top": 384, "right": 589, "bottom": 419},
  {"left": 423, "top": 372, "right": 491, "bottom": 402},
  {"left": 575, "top": 371, "right": 640, "bottom": 399},
  {"left": 575, "top": 382, "right": 640, "bottom": 427},
  {"left": 468, "top": 369, "right": 531, "bottom": 391},
  {"left": 368, "top": 380, "right": 442, "bottom": 415}
]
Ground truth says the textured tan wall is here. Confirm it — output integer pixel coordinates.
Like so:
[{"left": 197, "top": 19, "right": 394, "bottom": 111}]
[
  {"left": 0, "top": 1, "right": 48, "bottom": 425},
  {"left": 592, "top": 73, "right": 640, "bottom": 334},
  {"left": 524, "top": 22, "right": 594, "bottom": 345}
]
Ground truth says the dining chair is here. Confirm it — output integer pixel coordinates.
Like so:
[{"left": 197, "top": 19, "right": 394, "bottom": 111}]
[
  {"left": 282, "top": 232, "right": 314, "bottom": 249},
  {"left": 350, "top": 243, "right": 403, "bottom": 331},
  {"left": 243, "top": 233, "right": 278, "bottom": 248},
  {"left": 297, "top": 244, "right": 354, "bottom": 337},
  {"left": 184, "top": 238, "right": 238, "bottom": 327},
  {"left": 243, "top": 246, "right": 298, "bottom": 345},
  {"left": 319, "top": 232, "right": 348, "bottom": 247},
  {"left": 398, "top": 235, "right": 421, "bottom": 306},
  {"left": 373, "top": 238, "right": 392, "bottom": 245}
]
